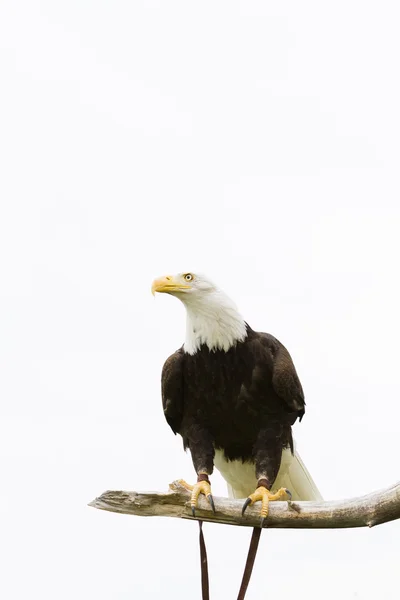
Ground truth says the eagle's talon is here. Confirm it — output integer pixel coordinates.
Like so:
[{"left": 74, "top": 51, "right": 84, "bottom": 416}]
[
  {"left": 207, "top": 494, "right": 216, "bottom": 513},
  {"left": 242, "top": 497, "right": 252, "bottom": 516},
  {"left": 242, "top": 486, "right": 290, "bottom": 524},
  {"left": 178, "top": 479, "right": 214, "bottom": 515}
]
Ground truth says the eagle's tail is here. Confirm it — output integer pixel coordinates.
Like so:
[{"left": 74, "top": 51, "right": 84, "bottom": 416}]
[
  {"left": 225, "top": 449, "right": 323, "bottom": 501},
  {"left": 273, "top": 450, "right": 323, "bottom": 501}
]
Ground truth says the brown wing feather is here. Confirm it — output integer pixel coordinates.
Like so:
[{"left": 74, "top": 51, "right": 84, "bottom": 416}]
[
  {"left": 258, "top": 332, "right": 305, "bottom": 420},
  {"left": 161, "top": 349, "right": 184, "bottom": 435}
]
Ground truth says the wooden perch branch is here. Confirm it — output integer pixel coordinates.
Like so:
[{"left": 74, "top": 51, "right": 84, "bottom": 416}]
[{"left": 89, "top": 480, "right": 400, "bottom": 529}]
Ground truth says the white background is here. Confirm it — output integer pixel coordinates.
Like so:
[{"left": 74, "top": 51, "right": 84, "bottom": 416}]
[{"left": 1, "top": 1, "right": 399, "bottom": 598}]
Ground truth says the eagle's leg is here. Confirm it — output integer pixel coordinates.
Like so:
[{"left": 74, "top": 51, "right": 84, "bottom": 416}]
[
  {"left": 179, "top": 429, "right": 215, "bottom": 516},
  {"left": 178, "top": 474, "right": 215, "bottom": 516},
  {"left": 242, "top": 427, "right": 292, "bottom": 527},
  {"left": 242, "top": 479, "right": 291, "bottom": 527}
]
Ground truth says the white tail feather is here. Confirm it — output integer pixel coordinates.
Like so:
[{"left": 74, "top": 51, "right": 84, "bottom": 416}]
[
  {"left": 273, "top": 450, "right": 323, "bottom": 501},
  {"left": 215, "top": 447, "right": 323, "bottom": 501}
]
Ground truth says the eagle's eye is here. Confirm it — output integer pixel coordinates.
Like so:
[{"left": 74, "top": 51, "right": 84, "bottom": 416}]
[{"left": 184, "top": 273, "right": 193, "bottom": 282}]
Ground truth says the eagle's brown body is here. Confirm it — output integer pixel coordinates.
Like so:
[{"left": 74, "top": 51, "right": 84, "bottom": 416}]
[{"left": 162, "top": 324, "right": 305, "bottom": 489}]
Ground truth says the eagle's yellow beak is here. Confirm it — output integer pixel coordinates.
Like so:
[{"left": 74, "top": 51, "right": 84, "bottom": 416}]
[{"left": 151, "top": 275, "right": 191, "bottom": 296}]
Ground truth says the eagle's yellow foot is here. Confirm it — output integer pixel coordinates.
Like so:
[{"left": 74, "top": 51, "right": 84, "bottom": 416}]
[
  {"left": 177, "top": 476, "right": 215, "bottom": 516},
  {"left": 242, "top": 483, "right": 292, "bottom": 528}
]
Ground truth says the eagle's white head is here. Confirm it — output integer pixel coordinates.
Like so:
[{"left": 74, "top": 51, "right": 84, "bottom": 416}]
[{"left": 152, "top": 272, "right": 247, "bottom": 354}]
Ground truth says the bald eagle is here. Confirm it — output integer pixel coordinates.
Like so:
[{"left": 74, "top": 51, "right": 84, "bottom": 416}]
[{"left": 152, "top": 272, "right": 322, "bottom": 523}]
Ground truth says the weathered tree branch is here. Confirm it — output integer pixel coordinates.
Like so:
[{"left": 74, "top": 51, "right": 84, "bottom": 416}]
[{"left": 89, "top": 480, "right": 400, "bottom": 529}]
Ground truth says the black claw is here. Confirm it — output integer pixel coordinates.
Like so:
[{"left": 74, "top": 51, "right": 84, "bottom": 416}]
[
  {"left": 208, "top": 494, "right": 216, "bottom": 513},
  {"left": 285, "top": 488, "right": 292, "bottom": 501},
  {"left": 242, "top": 497, "right": 252, "bottom": 516},
  {"left": 260, "top": 517, "right": 265, "bottom": 528},
  {"left": 191, "top": 506, "right": 196, "bottom": 517}
]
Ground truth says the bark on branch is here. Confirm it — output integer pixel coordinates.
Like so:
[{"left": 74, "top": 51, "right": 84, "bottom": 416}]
[{"left": 89, "top": 480, "right": 400, "bottom": 529}]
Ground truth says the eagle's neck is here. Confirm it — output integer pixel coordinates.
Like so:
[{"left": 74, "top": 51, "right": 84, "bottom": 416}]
[{"left": 182, "top": 291, "right": 247, "bottom": 355}]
